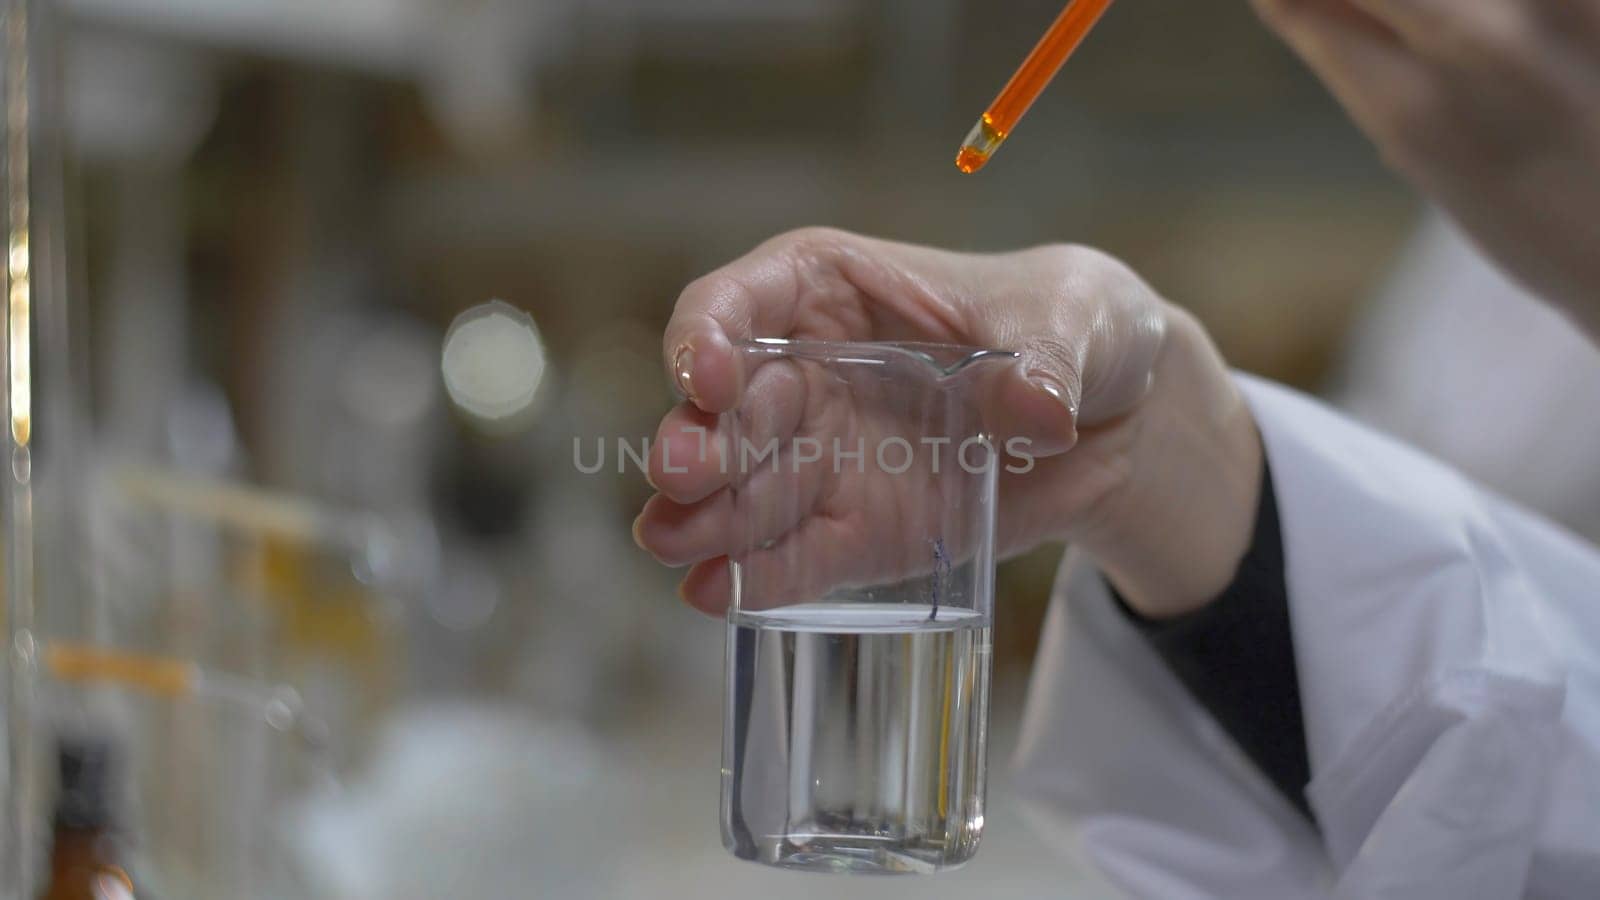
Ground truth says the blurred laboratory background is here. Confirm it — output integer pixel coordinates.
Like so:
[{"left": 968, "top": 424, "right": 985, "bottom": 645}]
[{"left": 5, "top": 0, "right": 1597, "bottom": 897}]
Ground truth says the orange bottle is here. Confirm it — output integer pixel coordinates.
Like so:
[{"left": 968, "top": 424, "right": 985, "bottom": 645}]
[{"left": 37, "top": 738, "right": 136, "bottom": 900}]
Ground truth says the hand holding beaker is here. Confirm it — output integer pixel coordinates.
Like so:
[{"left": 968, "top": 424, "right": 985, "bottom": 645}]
[
  {"left": 636, "top": 229, "right": 1264, "bottom": 873},
  {"left": 635, "top": 228, "right": 1254, "bottom": 617}
]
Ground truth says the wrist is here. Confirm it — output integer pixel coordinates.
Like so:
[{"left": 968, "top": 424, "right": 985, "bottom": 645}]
[{"left": 1075, "top": 305, "right": 1262, "bottom": 619}]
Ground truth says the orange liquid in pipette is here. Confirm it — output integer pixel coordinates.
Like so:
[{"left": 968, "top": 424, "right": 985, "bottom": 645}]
[
  {"left": 956, "top": 0, "right": 1117, "bottom": 173},
  {"left": 955, "top": 142, "right": 992, "bottom": 176}
]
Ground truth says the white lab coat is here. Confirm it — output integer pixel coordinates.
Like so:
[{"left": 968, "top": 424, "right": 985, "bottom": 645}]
[
  {"left": 1013, "top": 374, "right": 1600, "bottom": 899},
  {"left": 1337, "top": 215, "right": 1600, "bottom": 544}
]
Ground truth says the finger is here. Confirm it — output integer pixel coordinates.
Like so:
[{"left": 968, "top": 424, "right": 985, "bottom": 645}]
[
  {"left": 678, "top": 519, "right": 855, "bottom": 615},
  {"left": 677, "top": 476, "right": 982, "bottom": 616},
  {"left": 1337, "top": 0, "right": 1536, "bottom": 62},
  {"left": 985, "top": 364, "right": 1080, "bottom": 457},
  {"left": 633, "top": 491, "right": 734, "bottom": 567},
  {"left": 640, "top": 371, "right": 836, "bottom": 567},
  {"left": 661, "top": 231, "right": 820, "bottom": 414},
  {"left": 648, "top": 358, "right": 809, "bottom": 503},
  {"left": 679, "top": 557, "right": 733, "bottom": 616},
  {"left": 637, "top": 426, "right": 834, "bottom": 568},
  {"left": 1253, "top": 0, "right": 1406, "bottom": 72},
  {"left": 965, "top": 247, "right": 1167, "bottom": 455},
  {"left": 662, "top": 228, "right": 975, "bottom": 413},
  {"left": 662, "top": 283, "right": 760, "bottom": 416},
  {"left": 1259, "top": 0, "right": 1410, "bottom": 39},
  {"left": 647, "top": 403, "right": 725, "bottom": 504},
  {"left": 951, "top": 253, "right": 1083, "bottom": 456},
  {"left": 1253, "top": 0, "right": 1441, "bottom": 149}
]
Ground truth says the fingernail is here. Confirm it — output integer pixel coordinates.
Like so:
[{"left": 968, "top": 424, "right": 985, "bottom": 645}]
[
  {"left": 1027, "top": 372, "right": 1080, "bottom": 449},
  {"left": 673, "top": 346, "right": 696, "bottom": 400},
  {"left": 1028, "top": 372, "right": 1077, "bottom": 416}
]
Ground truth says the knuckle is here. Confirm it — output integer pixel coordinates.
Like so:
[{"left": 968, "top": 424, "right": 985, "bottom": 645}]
[
  {"left": 670, "top": 271, "right": 750, "bottom": 342},
  {"left": 1022, "top": 334, "right": 1087, "bottom": 387},
  {"left": 1034, "top": 242, "right": 1097, "bottom": 269},
  {"left": 670, "top": 273, "right": 721, "bottom": 329},
  {"left": 756, "top": 227, "right": 857, "bottom": 296},
  {"left": 1442, "top": 6, "right": 1538, "bottom": 72},
  {"left": 1028, "top": 243, "right": 1109, "bottom": 290},
  {"left": 1035, "top": 243, "right": 1140, "bottom": 303},
  {"left": 687, "top": 271, "right": 743, "bottom": 309},
  {"left": 763, "top": 226, "right": 852, "bottom": 259}
]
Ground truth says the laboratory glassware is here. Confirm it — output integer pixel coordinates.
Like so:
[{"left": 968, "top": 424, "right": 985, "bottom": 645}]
[
  {"left": 5, "top": 0, "right": 81, "bottom": 893},
  {"left": 33, "top": 469, "right": 390, "bottom": 898},
  {"left": 38, "top": 644, "right": 332, "bottom": 900},
  {"left": 103, "top": 466, "right": 403, "bottom": 770},
  {"left": 719, "top": 339, "right": 1015, "bottom": 875}
]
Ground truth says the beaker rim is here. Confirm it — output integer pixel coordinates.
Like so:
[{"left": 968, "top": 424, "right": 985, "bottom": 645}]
[{"left": 738, "top": 338, "right": 1019, "bottom": 377}]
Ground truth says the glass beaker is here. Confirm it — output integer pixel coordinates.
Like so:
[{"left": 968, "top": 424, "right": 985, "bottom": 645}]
[{"left": 719, "top": 339, "right": 1016, "bottom": 875}]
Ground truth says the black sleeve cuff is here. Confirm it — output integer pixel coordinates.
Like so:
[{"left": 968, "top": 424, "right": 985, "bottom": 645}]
[{"left": 1109, "top": 458, "right": 1315, "bottom": 824}]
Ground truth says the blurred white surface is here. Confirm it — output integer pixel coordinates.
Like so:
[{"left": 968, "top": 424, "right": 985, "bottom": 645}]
[{"left": 291, "top": 679, "right": 1115, "bottom": 900}]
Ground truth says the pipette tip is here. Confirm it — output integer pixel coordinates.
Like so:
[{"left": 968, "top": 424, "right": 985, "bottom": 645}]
[{"left": 954, "top": 115, "right": 1005, "bottom": 174}]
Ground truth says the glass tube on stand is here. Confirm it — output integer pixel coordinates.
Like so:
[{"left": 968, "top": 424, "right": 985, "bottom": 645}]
[{"left": 4, "top": 0, "right": 79, "bottom": 894}]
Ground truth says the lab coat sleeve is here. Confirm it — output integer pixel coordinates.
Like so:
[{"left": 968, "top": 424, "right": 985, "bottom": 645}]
[{"left": 1012, "top": 374, "right": 1600, "bottom": 899}]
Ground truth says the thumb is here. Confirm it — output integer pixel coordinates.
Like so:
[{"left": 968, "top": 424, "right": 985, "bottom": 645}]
[
  {"left": 986, "top": 347, "right": 1084, "bottom": 459},
  {"left": 976, "top": 247, "right": 1169, "bottom": 456}
]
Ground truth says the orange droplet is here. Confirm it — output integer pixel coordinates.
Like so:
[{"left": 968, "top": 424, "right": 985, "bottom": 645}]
[{"left": 954, "top": 146, "right": 989, "bottom": 174}]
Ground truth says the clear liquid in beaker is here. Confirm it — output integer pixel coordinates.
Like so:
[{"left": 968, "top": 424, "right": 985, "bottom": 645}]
[{"left": 721, "top": 604, "right": 991, "bottom": 874}]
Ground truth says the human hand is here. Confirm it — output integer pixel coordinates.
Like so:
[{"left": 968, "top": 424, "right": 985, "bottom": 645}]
[
  {"left": 1253, "top": 0, "right": 1600, "bottom": 340},
  {"left": 633, "top": 229, "right": 1261, "bottom": 619}
]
